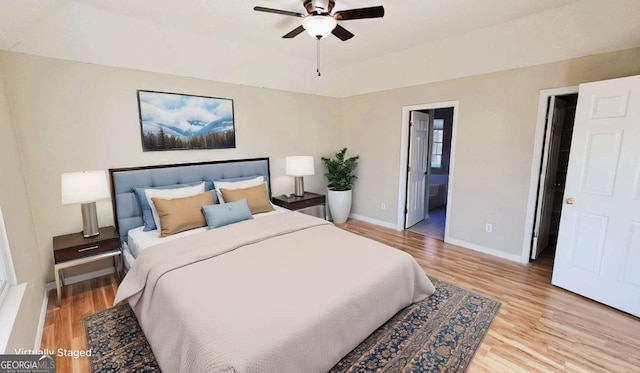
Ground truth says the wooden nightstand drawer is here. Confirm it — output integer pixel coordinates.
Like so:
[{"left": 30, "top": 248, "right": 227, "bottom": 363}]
[
  {"left": 296, "top": 197, "right": 324, "bottom": 209},
  {"left": 272, "top": 192, "right": 326, "bottom": 219},
  {"left": 53, "top": 226, "right": 120, "bottom": 263},
  {"left": 53, "top": 237, "right": 119, "bottom": 262}
]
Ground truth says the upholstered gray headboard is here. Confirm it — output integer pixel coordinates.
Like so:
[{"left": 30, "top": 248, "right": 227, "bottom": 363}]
[{"left": 109, "top": 158, "right": 271, "bottom": 243}]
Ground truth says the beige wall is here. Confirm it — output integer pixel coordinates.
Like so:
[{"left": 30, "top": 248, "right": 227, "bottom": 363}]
[
  {"left": 339, "top": 47, "right": 640, "bottom": 257},
  {"left": 0, "top": 52, "right": 341, "bottom": 282},
  {"left": 0, "top": 59, "right": 45, "bottom": 350}
]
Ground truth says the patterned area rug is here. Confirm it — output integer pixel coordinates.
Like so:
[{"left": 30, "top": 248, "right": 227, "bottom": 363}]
[{"left": 84, "top": 278, "right": 499, "bottom": 372}]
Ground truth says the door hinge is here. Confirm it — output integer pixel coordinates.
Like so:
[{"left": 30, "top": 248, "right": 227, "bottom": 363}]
[{"left": 533, "top": 231, "right": 538, "bottom": 238}]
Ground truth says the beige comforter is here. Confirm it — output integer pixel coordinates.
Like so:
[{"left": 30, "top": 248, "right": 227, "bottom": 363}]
[{"left": 115, "top": 212, "right": 435, "bottom": 373}]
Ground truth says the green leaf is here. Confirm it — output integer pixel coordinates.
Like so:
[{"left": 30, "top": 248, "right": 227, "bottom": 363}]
[{"left": 321, "top": 148, "right": 359, "bottom": 191}]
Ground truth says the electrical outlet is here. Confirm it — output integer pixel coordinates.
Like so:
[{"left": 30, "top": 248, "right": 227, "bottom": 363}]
[
  {"left": 485, "top": 223, "right": 493, "bottom": 233},
  {"left": 380, "top": 203, "right": 386, "bottom": 211}
]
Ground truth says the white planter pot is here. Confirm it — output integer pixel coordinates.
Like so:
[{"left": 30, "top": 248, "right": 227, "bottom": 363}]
[{"left": 327, "top": 189, "right": 352, "bottom": 224}]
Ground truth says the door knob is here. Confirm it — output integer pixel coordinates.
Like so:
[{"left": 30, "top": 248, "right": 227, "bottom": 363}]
[{"left": 566, "top": 198, "right": 575, "bottom": 205}]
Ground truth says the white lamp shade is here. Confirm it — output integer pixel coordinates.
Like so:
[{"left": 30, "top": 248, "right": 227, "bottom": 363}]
[
  {"left": 286, "top": 156, "right": 315, "bottom": 176},
  {"left": 61, "top": 170, "right": 110, "bottom": 204},
  {"left": 302, "top": 16, "right": 337, "bottom": 39}
]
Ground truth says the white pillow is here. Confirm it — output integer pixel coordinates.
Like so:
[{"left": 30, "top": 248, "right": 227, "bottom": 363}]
[
  {"left": 145, "top": 182, "right": 206, "bottom": 232},
  {"left": 214, "top": 176, "right": 264, "bottom": 203}
]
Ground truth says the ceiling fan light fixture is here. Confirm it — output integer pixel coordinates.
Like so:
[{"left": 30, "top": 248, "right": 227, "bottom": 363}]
[{"left": 302, "top": 15, "right": 337, "bottom": 39}]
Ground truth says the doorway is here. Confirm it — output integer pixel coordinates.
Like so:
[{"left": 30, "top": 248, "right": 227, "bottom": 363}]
[
  {"left": 397, "top": 101, "right": 458, "bottom": 241},
  {"left": 530, "top": 93, "right": 578, "bottom": 260}
]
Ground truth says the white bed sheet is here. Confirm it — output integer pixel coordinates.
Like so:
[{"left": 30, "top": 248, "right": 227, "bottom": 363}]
[
  {"left": 127, "top": 204, "right": 287, "bottom": 259},
  {"left": 121, "top": 242, "right": 136, "bottom": 270}
]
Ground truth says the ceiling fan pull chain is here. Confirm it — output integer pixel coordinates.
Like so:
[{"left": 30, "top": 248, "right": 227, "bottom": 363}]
[{"left": 317, "top": 38, "right": 321, "bottom": 77}]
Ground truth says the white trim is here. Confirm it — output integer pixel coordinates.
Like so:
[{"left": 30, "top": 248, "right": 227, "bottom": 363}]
[
  {"left": 349, "top": 213, "right": 526, "bottom": 263},
  {"left": 349, "top": 214, "right": 399, "bottom": 230},
  {"left": 0, "top": 208, "right": 17, "bottom": 286},
  {"left": 44, "top": 282, "right": 56, "bottom": 292},
  {"left": 32, "top": 268, "right": 113, "bottom": 349},
  {"left": 33, "top": 283, "right": 55, "bottom": 350},
  {"left": 521, "top": 86, "right": 579, "bottom": 262},
  {"left": 0, "top": 207, "right": 20, "bottom": 353},
  {"left": 443, "top": 106, "right": 459, "bottom": 244},
  {"left": 0, "top": 207, "right": 18, "bottom": 306},
  {"left": 62, "top": 267, "right": 115, "bottom": 286},
  {"left": 447, "top": 238, "right": 527, "bottom": 264},
  {"left": 0, "top": 283, "right": 26, "bottom": 353},
  {"left": 397, "top": 101, "right": 460, "bottom": 245}
]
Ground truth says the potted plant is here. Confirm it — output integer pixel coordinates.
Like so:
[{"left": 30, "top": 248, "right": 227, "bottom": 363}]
[{"left": 321, "top": 148, "right": 359, "bottom": 224}]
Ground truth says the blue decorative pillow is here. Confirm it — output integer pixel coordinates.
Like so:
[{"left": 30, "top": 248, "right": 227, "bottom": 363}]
[
  {"left": 134, "top": 181, "right": 214, "bottom": 231},
  {"left": 202, "top": 198, "right": 254, "bottom": 229}
]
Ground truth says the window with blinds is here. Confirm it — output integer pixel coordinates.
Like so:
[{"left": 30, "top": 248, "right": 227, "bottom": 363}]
[{"left": 431, "top": 119, "right": 445, "bottom": 168}]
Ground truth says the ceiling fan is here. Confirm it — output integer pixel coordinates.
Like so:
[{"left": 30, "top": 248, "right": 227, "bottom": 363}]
[{"left": 254, "top": 0, "right": 385, "bottom": 41}]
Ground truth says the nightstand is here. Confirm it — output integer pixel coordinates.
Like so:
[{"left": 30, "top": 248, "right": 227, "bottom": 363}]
[
  {"left": 52, "top": 226, "right": 121, "bottom": 306},
  {"left": 272, "top": 192, "right": 326, "bottom": 219}
]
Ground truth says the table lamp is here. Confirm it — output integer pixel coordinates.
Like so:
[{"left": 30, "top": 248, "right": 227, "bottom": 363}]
[
  {"left": 61, "top": 170, "right": 110, "bottom": 237},
  {"left": 286, "top": 156, "right": 314, "bottom": 197}
]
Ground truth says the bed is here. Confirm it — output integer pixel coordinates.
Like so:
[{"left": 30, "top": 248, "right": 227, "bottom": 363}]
[
  {"left": 110, "top": 158, "right": 435, "bottom": 373},
  {"left": 123, "top": 204, "right": 287, "bottom": 267}
]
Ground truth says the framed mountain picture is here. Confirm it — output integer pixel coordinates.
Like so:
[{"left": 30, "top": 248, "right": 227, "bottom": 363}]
[{"left": 137, "top": 90, "right": 236, "bottom": 151}]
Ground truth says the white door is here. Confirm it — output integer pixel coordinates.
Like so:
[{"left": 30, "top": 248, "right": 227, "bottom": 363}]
[
  {"left": 532, "top": 97, "right": 566, "bottom": 259},
  {"left": 552, "top": 75, "right": 640, "bottom": 317},
  {"left": 406, "top": 111, "right": 429, "bottom": 228}
]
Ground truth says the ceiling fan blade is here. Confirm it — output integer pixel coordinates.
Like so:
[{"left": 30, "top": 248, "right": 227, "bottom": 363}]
[
  {"left": 254, "top": 6, "right": 305, "bottom": 18},
  {"left": 332, "top": 24, "right": 354, "bottom": 41},
  {"left": 334, "top": 6, "right": 384, "bottom": 20},
  {"left": 283, "top": 25, "right": 306, "bottom": 39}
]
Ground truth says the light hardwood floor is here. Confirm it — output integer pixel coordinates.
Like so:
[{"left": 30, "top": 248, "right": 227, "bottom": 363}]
[{"left": 41, "top": 219, "right": 640, "bottom": 372}]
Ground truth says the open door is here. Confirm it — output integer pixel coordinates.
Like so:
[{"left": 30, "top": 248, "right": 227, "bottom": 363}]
[
  {"left": 531, "top": 97, "right": 567, "bottom": 259},
  {"left": 405, "top": 111, "right": 429, "bottom": 228},
  {"left": 552, "top": 75, "right": 640, "bottom": 317}
]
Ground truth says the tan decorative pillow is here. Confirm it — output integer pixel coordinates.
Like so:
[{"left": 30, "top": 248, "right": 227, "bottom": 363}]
[
  {"left": 219, "top": 183, "right": 274, "bottom": 215},
  {"left": 151, "top": 192, "right": 215, "bottom": 237}
]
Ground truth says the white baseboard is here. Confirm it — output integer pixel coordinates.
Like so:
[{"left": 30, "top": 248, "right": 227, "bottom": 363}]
[
  {"left": 349, "top": 213, "right": 399, "bottom": 230},
  {"left": 34, "top": 283, "right": 55, "bottom": 350},
  {"left": 347, "top": 214, "right": 527, "bottom": 264},
  {"left": 0, "top": 283, "right": 26, "bottom": 353},
  {"left": 62, "top": 267, "right": 115, "bottom": 286},
  {"left": 33, "top": 268, "right": 114, "bottom": 350},
  {"left": 445, "top": 237, "right": 528, "bottom": 264}
]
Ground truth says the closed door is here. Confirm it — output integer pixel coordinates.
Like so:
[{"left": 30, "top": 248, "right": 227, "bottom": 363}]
[
  {"left": 406, "top": 111, "right": 429, "bottom": 228},
  {"left": 552, "top": 75, "right": 640, "bottom": 317}
]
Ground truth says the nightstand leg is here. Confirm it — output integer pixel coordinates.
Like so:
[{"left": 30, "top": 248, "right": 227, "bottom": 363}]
[
  {"left": 119, "top": 253, "right": 124, "bottom": 279},
  {"left": 113, "top": 254, "right": 122, "bottom": 282},
  {"left": 54, "top": 265, "right": 61, "bottom": 306}
]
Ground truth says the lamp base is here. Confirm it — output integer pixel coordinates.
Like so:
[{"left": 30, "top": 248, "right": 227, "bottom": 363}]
[
  {"left": 81, "top": 202, "right": 100, "bottom": 238},
  {"left": 294, "top": 177, "right": 305, "bottom": 197}
]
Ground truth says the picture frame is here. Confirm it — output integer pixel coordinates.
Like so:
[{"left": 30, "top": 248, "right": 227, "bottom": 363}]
[{"left": 137, "top": 90, "right": 236, "bottom": 151}]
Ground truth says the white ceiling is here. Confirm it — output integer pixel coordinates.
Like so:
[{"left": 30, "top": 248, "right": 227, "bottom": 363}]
[{"left": 1, "top": 0, "right": 639, "bottom": 97}]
